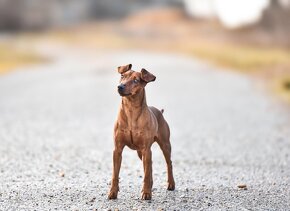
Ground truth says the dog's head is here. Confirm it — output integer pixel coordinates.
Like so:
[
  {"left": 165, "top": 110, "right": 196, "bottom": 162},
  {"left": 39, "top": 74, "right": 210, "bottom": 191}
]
[{"left": 117, "top": 64, "right": 156, "bottom": 97}]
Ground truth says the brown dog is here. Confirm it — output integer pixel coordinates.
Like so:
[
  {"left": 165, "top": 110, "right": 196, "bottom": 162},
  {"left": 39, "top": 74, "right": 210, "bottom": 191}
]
[{"left": 108, "top": 64, "right": 175, "bottom": 200}]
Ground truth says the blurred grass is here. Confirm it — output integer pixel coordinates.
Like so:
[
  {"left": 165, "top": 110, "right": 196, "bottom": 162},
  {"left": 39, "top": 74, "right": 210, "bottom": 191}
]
[
  {"left": 273, "top": 77, "right": 290, "bottom": 103},
  {"left": 0, "top": 43, "right": 46, "bottom": 75},
  {"left": 187, "top": 44, "right": 290, "bottom": 72}
]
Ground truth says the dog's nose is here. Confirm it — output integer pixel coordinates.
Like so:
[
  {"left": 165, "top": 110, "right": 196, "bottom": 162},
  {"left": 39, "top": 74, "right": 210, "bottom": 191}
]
[{"left": 118, "top": 84, "right": 125, "bottom": 91}]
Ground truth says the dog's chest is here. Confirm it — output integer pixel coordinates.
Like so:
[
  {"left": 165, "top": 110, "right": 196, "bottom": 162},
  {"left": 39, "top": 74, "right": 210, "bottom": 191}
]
[
  {"left": 116, "top": 120, "right": 157, "bottom": 149},
  {"left": 115, "top": 108, "right": 158, "bottom": 149},
  {"left": 117, "top": 129, "right": 149, "bottom": 149}
]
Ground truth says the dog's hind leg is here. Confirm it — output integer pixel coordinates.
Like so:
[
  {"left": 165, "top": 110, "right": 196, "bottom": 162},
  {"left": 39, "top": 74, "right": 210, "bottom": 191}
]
[{"left": 156, "top": 124, "right": 175, "bottom": 191}]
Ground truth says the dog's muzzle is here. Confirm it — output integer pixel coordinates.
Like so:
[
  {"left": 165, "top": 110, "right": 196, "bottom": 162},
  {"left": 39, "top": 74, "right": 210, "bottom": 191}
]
[
  {"left": 118, "top": 84, "right": 130, "bottom": 96},
  {"left": 118, "top": 84, "right": 125, "bottom": 91}
]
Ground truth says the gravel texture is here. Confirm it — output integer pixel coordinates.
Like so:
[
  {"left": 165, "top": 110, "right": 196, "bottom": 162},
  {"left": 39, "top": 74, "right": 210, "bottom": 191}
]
[{"left": 0, "top": 48, "right": 290, "bottom": 210}]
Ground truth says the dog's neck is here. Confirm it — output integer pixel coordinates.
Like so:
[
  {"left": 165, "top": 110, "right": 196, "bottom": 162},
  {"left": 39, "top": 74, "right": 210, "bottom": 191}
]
[
  {"left": 122, "top": 89, "right": 147, "bottom": 112},
  {"left": 118, "top": 90, "right": 148, "bottom": 130},
  {"left": 120, "top": 89, "right": 148, "bottom": 123}
]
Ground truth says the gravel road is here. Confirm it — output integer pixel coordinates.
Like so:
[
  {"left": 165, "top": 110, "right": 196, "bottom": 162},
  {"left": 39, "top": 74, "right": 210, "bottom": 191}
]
[{"left": 0, "top": 47, "right": 290, "bottom": 210}]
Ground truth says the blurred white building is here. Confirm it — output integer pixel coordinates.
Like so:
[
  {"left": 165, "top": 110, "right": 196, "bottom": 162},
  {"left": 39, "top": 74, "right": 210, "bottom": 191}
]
[{"left": 184, "top": 0, "right": 290, "bottom": 28}]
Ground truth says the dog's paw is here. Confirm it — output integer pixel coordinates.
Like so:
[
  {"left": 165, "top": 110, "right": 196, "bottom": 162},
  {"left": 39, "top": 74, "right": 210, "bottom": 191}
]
[
  {"left": 141, "top": 192, "right": 152, "bottom": 200},
  {"left": 167, "top": 182, "right": 175, "bottom": 191},
  {"left": 108, "top": 191, "right": 118, "bottom": 200}
]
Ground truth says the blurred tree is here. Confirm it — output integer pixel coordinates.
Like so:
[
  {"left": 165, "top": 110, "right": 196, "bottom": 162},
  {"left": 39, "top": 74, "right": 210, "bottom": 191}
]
[
  {"left": 0, "top": 0, "right": 22, "bottom": 30},
  {"left": 259, "top": 0, "right": 290, "bottom": 46},
  {"left": 0, "top": 0, "right": 183, "bottom": 30}
]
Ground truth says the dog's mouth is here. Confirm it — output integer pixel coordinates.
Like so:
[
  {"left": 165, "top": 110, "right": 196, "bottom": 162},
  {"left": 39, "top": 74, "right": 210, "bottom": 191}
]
[{"left": 118, "top": 91, "right": 131, "bottom": 97}]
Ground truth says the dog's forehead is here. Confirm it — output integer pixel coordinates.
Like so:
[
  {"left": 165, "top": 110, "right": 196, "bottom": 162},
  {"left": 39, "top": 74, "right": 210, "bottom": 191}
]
[{"left": 125, "top": 70, "right": 141, "bottom": 78}]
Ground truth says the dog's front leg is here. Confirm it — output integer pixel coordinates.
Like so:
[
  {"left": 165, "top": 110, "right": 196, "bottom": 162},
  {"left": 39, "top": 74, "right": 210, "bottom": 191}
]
[
  {"left": 108, "top": 145, "right": 124, "bottom": 199},
  {"left": 141, "top": 148, "right": 153, "bottom": 200}
]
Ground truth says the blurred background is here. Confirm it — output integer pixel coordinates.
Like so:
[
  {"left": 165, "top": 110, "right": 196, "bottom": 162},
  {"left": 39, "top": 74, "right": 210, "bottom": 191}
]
[
  {"left": 0, "top": 0, "right": 290, "bottom": 102},
  {"left": 1, "top": 1, "right": 290, "bottom": 209}
]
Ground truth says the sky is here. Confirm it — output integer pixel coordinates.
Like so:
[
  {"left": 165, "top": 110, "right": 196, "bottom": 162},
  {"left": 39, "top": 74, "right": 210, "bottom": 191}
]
[{"left": 184, "top": 0, "right": 272, "bottom": 28}]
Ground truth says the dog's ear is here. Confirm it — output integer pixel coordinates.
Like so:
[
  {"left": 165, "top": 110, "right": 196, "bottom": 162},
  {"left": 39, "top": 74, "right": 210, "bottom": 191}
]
[
  {"left": 141, "top": 68, "right": 156, "bottom": 83},
  {"left": 118, "top": 64, "right": 132, "bottom": 74}
]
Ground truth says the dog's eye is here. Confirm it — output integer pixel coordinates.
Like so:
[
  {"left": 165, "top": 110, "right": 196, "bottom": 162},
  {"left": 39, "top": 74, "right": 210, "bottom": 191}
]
[{"left": 134, "top": 79, "right": 139, "bottom": 83}]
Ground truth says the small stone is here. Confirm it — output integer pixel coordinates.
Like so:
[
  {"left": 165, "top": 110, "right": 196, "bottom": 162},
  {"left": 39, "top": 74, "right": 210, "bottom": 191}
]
[
  {"left": 89, "top": 197, "right": 96, "bottom": 203},
  {"left": 237, "top": 184, "right": 247, "bottom": 190},
  {"left": 59, "top": 171, "right": 65, "bottom": 177}
]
